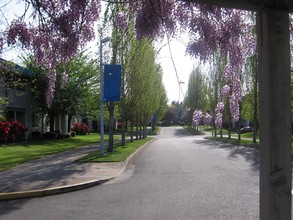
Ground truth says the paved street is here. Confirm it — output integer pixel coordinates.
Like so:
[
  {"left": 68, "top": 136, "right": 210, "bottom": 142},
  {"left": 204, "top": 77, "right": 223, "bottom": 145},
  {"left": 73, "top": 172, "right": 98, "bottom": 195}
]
[{"left": 0, "top": 127, "right": 259, "bottom": 219}]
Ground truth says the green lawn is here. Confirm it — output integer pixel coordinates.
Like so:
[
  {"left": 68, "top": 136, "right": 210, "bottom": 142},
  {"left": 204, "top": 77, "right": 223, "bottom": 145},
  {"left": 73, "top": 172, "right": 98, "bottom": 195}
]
[
  {"left": 149, "top": 126, "right": 161, "bottom": 135},
  {"left": 77, "top": 137, "right": 153, "bottom": 163},
  {"left": 192, "top": 127, "right": 293, "bottom": 151},
  {"left": 0, "top": 134, "right": 118, "bottom": 172},
  {"left": 183, "top": 126, "right": 204, "bottom": 135}
]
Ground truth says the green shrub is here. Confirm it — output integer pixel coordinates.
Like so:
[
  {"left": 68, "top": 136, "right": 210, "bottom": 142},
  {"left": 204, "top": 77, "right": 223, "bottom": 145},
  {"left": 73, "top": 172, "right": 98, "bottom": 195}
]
[
  {"left": 43, "top": 132, "right": 57, "bottom": 140},
  {"left": 71, "top": 131, "right": 76, "bottom": 137}
]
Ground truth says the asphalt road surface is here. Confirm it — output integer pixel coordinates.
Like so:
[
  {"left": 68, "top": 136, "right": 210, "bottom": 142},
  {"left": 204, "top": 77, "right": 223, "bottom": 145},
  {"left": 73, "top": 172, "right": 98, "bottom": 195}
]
[{"left": 0, "top": 127, "right": 259, "bottom": 220}]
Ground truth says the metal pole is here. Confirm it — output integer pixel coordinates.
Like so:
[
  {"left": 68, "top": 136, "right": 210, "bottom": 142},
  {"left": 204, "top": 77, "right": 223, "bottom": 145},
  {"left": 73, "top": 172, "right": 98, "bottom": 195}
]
[
  {"left": 99, "top": 37, "right": 110, "bottom": 157},
  {"left": 99, "top": 39, "right": 105, "bottom": 157}
]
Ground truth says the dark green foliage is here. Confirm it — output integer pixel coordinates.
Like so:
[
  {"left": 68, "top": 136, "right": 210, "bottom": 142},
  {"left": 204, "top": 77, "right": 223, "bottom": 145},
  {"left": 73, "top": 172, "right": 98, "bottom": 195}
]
[
  {"left": 43, "top": 132, "right": 57, "bottom": 140},
  {"left": 70, "top": 131, "right": 76, "bottom": 137}
]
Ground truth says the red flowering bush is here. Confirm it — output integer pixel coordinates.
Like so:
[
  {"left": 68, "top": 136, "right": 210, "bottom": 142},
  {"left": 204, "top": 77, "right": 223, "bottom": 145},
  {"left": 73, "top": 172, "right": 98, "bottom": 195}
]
[
  {"left": 0, "top": 120, "right": 27, "bottom": 144},
  {"left": 72, "top": 123, "right": 89, "bottom": 135}
]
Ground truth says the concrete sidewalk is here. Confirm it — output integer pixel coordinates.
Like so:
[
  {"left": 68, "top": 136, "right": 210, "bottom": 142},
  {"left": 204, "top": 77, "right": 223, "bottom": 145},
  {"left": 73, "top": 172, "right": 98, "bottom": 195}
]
[{"left": 0, "top": 141, "right": 147, "bottom": 201}]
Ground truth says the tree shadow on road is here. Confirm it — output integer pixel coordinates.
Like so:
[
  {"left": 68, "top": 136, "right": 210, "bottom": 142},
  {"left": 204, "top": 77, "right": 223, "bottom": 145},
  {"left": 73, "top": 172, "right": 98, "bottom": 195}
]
[
  {"left": 0, "top": 198, "right": 30, "bottom": 217},
  {"left": 173, "top": 127, "right": 192, "bottom": 137},
  {"left": 195, "top": 138, "right": 260, "bottom": 173}
]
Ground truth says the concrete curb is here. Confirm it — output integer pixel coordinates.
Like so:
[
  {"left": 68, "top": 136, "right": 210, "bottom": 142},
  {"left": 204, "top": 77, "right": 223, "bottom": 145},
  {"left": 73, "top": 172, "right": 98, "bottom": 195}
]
[{"left": 0, "top": 138, "right": 155, "bottom": 201}]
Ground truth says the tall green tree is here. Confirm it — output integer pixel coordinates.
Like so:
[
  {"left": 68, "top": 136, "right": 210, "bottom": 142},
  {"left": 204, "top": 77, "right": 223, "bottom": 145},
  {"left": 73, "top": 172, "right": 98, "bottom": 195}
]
[
  {"left": 100, "top": 3, "right": 167, "bottom": 147},
  {"left": 185, "top": 66, "right": 209, "bottom": 110},
  {"left": 243, "top": 53, "right": 258, "bottom": 142},
  {"left": 125, "top": 39, "right": 167, "bottom": 140},
  {"left": 208, "top": 52, "right": 226, "bottom": 137},
  {"left": 24, "top": 52, "right": 99, "bottom": 132}
]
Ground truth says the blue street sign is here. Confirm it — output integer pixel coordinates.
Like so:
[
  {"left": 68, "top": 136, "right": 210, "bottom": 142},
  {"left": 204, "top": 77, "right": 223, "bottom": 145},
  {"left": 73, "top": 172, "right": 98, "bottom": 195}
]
[{"left": 104, "top": 64, "right": 122, "bottom": 102}]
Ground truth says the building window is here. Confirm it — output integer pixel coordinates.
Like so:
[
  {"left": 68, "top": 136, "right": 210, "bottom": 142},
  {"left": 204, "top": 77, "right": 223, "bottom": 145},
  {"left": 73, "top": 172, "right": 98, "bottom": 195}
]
[{"left": 6, "top": 109, "right": 26, "bottom": 126}]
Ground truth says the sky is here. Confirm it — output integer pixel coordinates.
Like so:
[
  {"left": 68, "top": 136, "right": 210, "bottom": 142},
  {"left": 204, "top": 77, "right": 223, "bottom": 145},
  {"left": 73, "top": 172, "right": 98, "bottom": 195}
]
[
  {"left": 0, "top": 1, "right": 196, "bottom": 104},
  {"left": 155, "top": 38, "right": 196, "bottom": 104}
]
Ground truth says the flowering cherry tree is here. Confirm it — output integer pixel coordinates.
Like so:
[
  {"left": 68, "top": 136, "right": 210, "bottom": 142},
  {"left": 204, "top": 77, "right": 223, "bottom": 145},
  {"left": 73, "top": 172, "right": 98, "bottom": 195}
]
[
  {"left": 192, "top": 110, "right": 212, "bottom": 129},
  {"left": 203, "top": 112, "right": 213, "bottom": 126},
  {"left": 192, "top": 109, "right": 202, "bottom": 128},
  {"left": 215, "top": 102, "right": 225, "bottom": 129}
]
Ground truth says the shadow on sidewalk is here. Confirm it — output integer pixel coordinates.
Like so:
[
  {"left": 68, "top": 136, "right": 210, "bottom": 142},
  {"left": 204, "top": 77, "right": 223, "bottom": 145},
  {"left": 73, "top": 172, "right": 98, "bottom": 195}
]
[{"left": 0, "top": 144, "right": 99, "bottom": 193}]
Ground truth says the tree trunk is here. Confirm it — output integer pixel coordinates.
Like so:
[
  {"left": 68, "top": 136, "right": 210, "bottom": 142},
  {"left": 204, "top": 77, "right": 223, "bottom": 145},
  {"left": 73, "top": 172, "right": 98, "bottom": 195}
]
[
  {"left": 67, "top": 114, "right": 72, "bottom": 133},
  {"left": 228, "top": 115, "right": 231, "bottom": 139},
  {"left": 41, "top": 112, "right": 44, "bottom": 137},
  {"left": 238, "top": 102, "right": 242, "bottom": 142},
  {"left": 136, "top": 117, "right": 139, "bottom": 140},
  {"left": 253, "top": 55, "right": 258, "bottom": 143},
  {"left": 130, "top": 116, "right": 134, "bottom": 142},
  {"left": 143, "top": 123, "right": 147, "bottom": 138},
  {"left": 213, "top": 120, "right": 217, "bottom": 137},
  {"left": 121, "top": 119, "right": 126, "bottom": 146},
  {"left": 49, "top": 112, "right": 54, "bottom": 132}
]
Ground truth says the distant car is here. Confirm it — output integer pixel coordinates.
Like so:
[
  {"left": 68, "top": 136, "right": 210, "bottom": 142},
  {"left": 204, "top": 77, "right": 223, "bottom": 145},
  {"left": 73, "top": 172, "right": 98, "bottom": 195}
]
[{"left": 240, "top": 126, "right": 254, "bottom": 134}]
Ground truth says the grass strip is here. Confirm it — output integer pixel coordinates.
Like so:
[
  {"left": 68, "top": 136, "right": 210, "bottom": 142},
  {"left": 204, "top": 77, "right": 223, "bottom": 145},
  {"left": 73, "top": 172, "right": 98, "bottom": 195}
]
[
  {"left": 0, "top": 134, "right": 109, "bottom": 172},
  {"left": 77, "top": 137, "right": 153, "bottom": 163},
  {"left": 183, "top": 126, "right": 204, "bottom": 135},
  {"left": 149, "top": 127, "right": 161, "bottom": 135}
]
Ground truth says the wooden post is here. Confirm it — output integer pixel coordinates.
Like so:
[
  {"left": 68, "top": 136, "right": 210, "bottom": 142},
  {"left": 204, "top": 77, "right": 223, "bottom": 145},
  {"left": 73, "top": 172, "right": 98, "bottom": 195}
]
[{"left": 256, "top": 9, "right": 292, "bottom": 220}]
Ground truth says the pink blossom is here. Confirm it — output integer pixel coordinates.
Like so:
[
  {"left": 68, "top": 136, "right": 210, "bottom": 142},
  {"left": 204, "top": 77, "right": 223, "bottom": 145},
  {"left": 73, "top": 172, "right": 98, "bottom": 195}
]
[
  {"left": 215, "top": 102, "right": 225, "bottom": 128},
  {"left": 7, "top": 20, "right": 31, "bottom": 48},
  {"left": 230, "top": 93, "right": 240, "bottom": 121},
  {"left": 221, "top": 85, "right": 231, "bottom": 99},
  {"left": 192, "top": 109, "right": 203, "bottom": 127},
  {"left": 116, "top": 12, "right": 128, "bottom": 31},
  {"left": 203, "top": 113, "right": 213, "bottom": 125},
  {"left": 215, "top": 102, "right": 225, "bottom": 113},
  {"left": 135, "top": 0, "right": 176, "bottom": 39},
  {"left": 46, "top": 70, "right": 57, "bottom": 107},
  {"left": 5, "top": 0, "right": 101, "bottom": 107},
  {"left": 215, "top": 112, "right": 223, "bottom": 129}
]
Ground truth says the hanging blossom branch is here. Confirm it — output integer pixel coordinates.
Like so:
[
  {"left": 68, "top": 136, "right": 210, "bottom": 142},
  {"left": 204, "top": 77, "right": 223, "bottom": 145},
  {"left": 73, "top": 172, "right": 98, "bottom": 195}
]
[
  {"left": 4, "top": 0, "right": 101, "bottom": 107},
  {"left": 215, "top": 102, "right": 225, "bottom": 129},
  {"left": 184, "top": 6, "right": 255, "bottom": 123},
  {"left": 126, "top": 1, "right": 256, "bottom": 126},
  {"left": 2, "top": 0, "right": 268, "bottom": 112}
]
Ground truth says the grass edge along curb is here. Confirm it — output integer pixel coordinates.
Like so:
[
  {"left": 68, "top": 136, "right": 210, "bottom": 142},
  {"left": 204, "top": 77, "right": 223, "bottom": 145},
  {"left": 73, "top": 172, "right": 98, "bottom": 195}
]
[
  {"left": 0, "top": 138, "right": 155, "bottom": 201},
  {"left": 77, "top": 137, "right": 154, "bottom": 163},
  {"left": 182, "top": 126, "right": 205, "bottom": 135},
  {"left": 0, "top": 133, "right": 103, "bottom": 172},
  {"left": 206, "top": 136, "right": 259, "bottom": 149}
]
